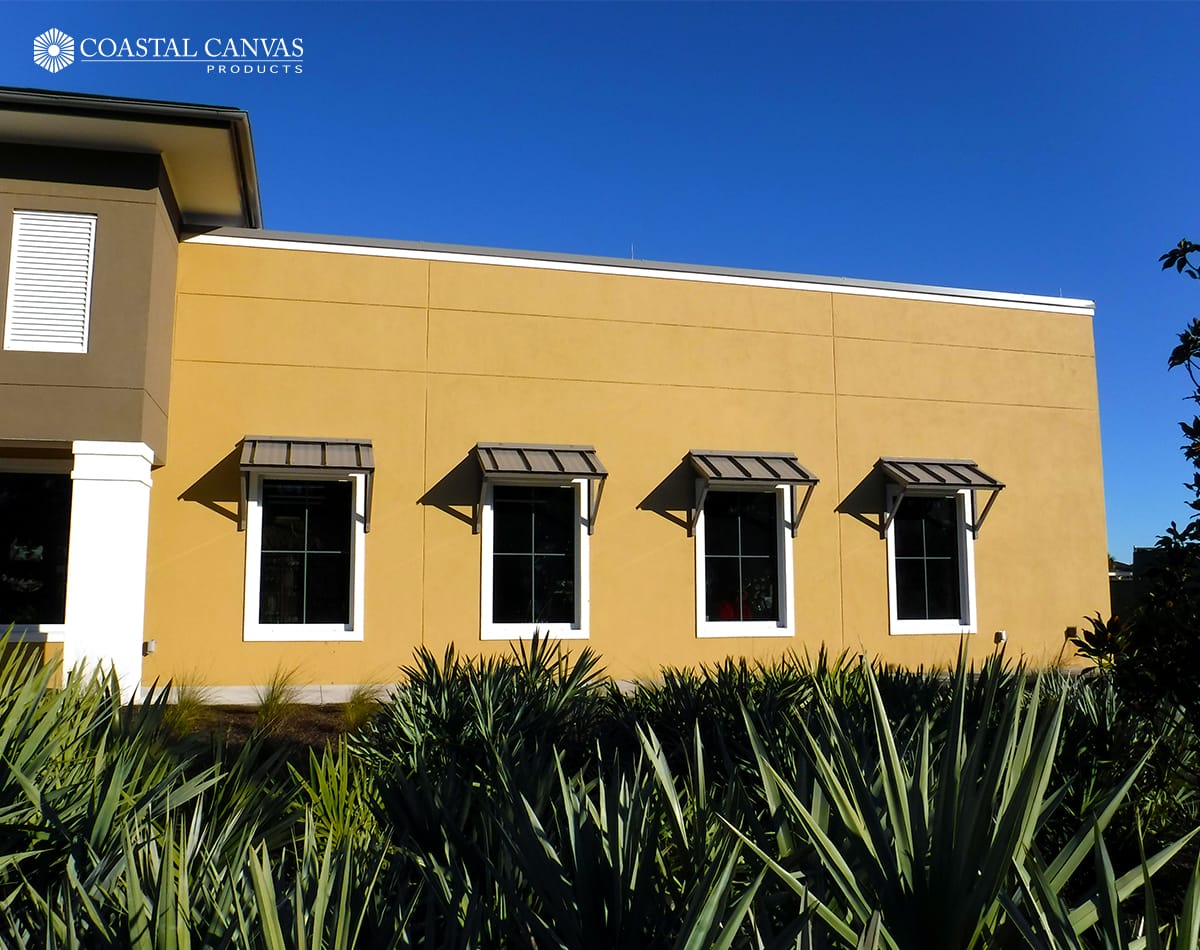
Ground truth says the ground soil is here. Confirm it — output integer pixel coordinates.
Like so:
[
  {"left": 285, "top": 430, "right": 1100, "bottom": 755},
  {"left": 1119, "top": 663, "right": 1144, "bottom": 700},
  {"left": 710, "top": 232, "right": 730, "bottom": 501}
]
[{"left": 177, "top": 703, "right": 361, "bottom": 749}]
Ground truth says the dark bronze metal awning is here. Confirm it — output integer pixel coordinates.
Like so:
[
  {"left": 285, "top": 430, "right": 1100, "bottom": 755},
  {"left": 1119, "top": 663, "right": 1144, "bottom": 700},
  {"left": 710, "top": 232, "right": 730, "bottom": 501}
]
[
  {"left": 876, "top": 456, "right": 1004, "bottom": 538},
  {"left": 686, "top": 449, "right": 819, "bottom": 538},
  {"left": 473, "top": 442, "right": 607, "bottom": 534},
  {"left": 239, "top": 436, "right": 375, "bottom": 532}
]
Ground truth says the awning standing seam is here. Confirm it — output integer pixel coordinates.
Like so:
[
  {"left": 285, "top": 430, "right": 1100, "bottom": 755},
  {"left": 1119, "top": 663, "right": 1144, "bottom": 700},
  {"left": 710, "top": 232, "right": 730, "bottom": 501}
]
[
  {"left": 239, "top": 436, "right": 375, "bottom": 531},
  {"left": 686, "top": 449, "right": 819, "bottom": 538},
  {"left": 876, "top": 456, "right": 1004, "bottom": 538},
  {"left": 473, "top": 442, "right": 607, "bottom": 534}
]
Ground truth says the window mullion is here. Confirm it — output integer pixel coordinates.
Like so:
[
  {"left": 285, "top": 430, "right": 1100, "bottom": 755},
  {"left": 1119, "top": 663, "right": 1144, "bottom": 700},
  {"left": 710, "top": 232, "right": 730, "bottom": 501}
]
[
  {"left": 302, "top": 505, "right": 310, "bottom": 624},
  {"left": 529, "top": 496, "right": 537, "bottom": 624},
  {"left": 921, "top": 516, "right": 931, "bottom": 620},
  {"left": 736, "top": 506, "right": 745, "bottom": 621}
]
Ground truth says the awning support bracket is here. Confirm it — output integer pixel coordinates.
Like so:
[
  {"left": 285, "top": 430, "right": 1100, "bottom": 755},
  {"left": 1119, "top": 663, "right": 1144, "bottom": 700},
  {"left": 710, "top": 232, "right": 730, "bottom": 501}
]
[
  {"left": 238, "top": 468, "right": 374, "bottom": 533},
  {"left": 363, "top": 473, "right": 374, "bottom": 534},
  {"left": 585, "top": 477, "right": 604, "bottom": 536},
  {"left": 790, "top": 482, "right": 816, "bottom": 538},
  {"left": 475, "top": 474, "right": 606, "bottom": 535},
  {"left": 879, "top": 488, "right": 907, "bottom": 539},
  {"left": 238, "top": 436, "right": 374, "bottom": 533},
  {"left": 688, "top": 478, "right": 710, "bottom": 538},
  {"left": 474, "top": 477, "right": 487, "bottom": 535},
  {"left": 875, "top": 457, "right": 1004, "bottom": 540},
  {"left": 967, "top": 488, "right": 1000, "bottom": 539},
  {"left": 239, "top": 470, "right": 251, "bottom": 531},
  {"left": 691, "top": 478, "right": 815, "bottom": 538},
  {"left": 879, "top": 486, "right": 1002, "bottom": 539}
]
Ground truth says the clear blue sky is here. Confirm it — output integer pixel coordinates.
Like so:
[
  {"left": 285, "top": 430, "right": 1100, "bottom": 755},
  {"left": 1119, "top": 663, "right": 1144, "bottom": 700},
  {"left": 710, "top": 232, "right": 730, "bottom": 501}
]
[{"left": 2, "top": 2, "right": 1195, "bottom": 562}]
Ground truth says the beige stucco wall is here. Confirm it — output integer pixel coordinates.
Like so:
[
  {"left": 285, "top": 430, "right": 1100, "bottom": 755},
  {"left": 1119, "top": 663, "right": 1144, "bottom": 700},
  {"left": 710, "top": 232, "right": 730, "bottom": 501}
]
[
  {"left": 0, "top": 149, "right": 179, "bottom": 461},
  {"left": 142, "top": 241, "right": 1108, "bottom": 687}
]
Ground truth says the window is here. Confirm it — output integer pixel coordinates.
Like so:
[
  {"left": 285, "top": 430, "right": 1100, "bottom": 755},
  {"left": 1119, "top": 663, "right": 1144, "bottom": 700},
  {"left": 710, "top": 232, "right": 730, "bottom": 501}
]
[
  {"left": 4, "top": 210, "right": 96, "bottom": 353},
  {"left": 480, "top": 479, "right": 588, "bottom": 639},
  {"left": 473, "top": 442, "right": 605, "bottom": 640},
  {"left": 243, "top": 473, "right": 365, "bottom": 641},
  {"left": 695, "top": 487, "right": 795, "bottom": 637},
  {"left": 0, "top": 471, "right": 72, "bottom": 628},
  {"left": 886, "top": 489, "right": 976, "bottom": 634}
]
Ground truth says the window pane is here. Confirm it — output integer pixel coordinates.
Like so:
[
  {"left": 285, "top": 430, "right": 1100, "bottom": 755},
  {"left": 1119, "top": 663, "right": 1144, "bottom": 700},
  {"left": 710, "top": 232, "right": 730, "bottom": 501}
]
[
  {"left": 305, "top": 552, "right": 352, "bottom": 624},
  {"left": 259, "top": 479, "right": 352, "bottom": 625},
  {"left": 262, "top": 480, "right": 351, "bottom": 553},
  {"left": 705, "top": 556, "right": 743, "bottom": 621},
  {"left": 533, "top": 487, "right": 574, "bottom": 555},
  {"left": 262, "top": 481, "right": 307, "bottom": 551},
  {"left": 892, "top": 494, "right": 964, "bottom": 623},
  {"left": 534, "top": 552, "right": 575, "bottom": 623},
  {"left": 493, "top": 553, "right": 533, "bottom": 623},
  {"left": 895, "top": 496, "right": 960, "bottom": 558},
  {"left": 894, "top": 559, "right": 928, "bottom": 620},
  {"left": 0, "top": 473, "right": 71, "bottom": 624},
  {"left": 703, "top": 493, "right": 740, "bottom": 555},
  {"left": 919, "top": 497, "right": 960, "bottom": 558},
  {"left": 738, "top": 493, "right": 777, "bottom": 557},
  {"left": 703, "top": 491, "right": 779, "bottom": 623},
  {"left": 304, "top": 482, "right": 352, "bottom": 553},
  {"left": 492, "top": 486, "right": 529, "bottom": 555},
  {"left": 893, "top": 509, "right": 926, "bottom": 558},
  {"left": 740, "top": 556, "right": 778, "bottom": 620},
  {"left": 925, "top": 557, "right": 962, "bottom": 620},
  {"left": 260, "top": 553, "right": 303, "bottom": 624},
  {"left": 491, "top": 485, "right": 578, "bottom": 625}
]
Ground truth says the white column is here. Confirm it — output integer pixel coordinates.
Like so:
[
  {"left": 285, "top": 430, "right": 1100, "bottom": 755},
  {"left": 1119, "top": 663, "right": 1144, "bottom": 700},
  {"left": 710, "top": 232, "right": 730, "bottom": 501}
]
[{"left": 62, "top": 441, "right": 154, "bottom": 701}]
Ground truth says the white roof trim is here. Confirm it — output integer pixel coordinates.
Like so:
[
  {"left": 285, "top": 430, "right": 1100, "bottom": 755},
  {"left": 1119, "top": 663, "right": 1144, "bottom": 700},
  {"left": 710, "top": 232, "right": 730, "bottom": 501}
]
[{"left": 183, "top": 232, "right": 1096, "bottom": 316}]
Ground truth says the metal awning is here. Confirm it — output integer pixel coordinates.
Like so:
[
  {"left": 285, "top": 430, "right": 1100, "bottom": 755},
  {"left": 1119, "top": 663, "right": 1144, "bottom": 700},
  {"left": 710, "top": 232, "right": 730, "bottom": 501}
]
[
  {"left": 473, "top": 442, "right": 608, "bottom": 534},
  {"left": 686, "top": 449, "right": 819, "bottom": 538},
  {"left": 239, "top": 436, "right": 375, "bottom": 532},
  {"left": 876, "top": 456, "right": 1004, "bottom": 538}
]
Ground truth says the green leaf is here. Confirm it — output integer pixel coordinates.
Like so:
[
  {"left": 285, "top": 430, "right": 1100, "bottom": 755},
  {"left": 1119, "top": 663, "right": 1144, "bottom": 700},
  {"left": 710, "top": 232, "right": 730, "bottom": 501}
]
[{"left": 248, "top": 846, "right": 288, "bottom": 950}]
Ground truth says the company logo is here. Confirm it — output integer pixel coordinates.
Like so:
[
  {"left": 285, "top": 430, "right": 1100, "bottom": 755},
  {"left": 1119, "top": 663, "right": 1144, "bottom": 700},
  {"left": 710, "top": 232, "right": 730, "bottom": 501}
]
[
  {"left": 33, "top": 28, "right": 75, "bottom": 73},
  {"left": 29, "top": 29, "right": 303, "bottom": 77}
]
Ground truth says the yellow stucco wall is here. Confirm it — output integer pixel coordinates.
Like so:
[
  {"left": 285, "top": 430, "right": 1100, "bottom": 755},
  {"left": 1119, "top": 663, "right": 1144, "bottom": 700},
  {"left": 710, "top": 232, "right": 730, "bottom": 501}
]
[{"left": 142, "top": 241, "right": 1108, "bottom": 687}]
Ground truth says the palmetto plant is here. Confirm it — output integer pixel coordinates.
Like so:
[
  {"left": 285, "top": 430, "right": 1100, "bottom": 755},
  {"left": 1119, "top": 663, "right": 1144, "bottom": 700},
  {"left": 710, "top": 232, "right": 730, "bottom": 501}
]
[
  {"left": 0, "top": 630, "right": 1197, "bottom": 947},
  {"left": 497, "top": 734, "right": 770, "bottom": 950},
  {"left": 732, "top": 650, "right": 1200, "bottom": 949}
]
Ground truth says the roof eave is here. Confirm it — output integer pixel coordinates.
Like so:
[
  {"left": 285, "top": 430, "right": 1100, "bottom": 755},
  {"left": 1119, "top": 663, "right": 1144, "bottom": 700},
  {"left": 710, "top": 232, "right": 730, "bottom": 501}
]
[{"left": 0, "top": 87, "right": 263, "bottom": 229}]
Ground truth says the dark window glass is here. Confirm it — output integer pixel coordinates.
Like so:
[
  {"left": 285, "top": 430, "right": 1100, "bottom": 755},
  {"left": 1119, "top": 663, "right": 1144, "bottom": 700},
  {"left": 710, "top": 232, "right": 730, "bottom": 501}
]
[
  {"left": 893, "top": 495, "right": 962, "bottom": 621},
  {"left": 704, "top": 491, "right": 779, "bottom": 622},
  {"left": 259, "top": 480, "right": 352, "bottom": 625},
  {"left": 0, "top": 473, "right": 71, "bottom": 625},
  {"left": 492, "top": 485, "right": 576, "bottom": 624}
]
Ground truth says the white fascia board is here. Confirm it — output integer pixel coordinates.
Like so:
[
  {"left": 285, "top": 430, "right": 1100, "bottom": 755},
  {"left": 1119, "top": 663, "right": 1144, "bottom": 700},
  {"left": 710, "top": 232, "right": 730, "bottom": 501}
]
[{"left": 184, "top": 233, "right": 1095, "bottom": 317}]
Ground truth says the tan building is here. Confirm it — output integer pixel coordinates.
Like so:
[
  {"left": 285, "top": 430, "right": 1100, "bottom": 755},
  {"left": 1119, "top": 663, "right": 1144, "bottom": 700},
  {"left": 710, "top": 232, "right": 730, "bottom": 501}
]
[{"left": 0, "top": 89, "right": 1109, "bottom": 699}]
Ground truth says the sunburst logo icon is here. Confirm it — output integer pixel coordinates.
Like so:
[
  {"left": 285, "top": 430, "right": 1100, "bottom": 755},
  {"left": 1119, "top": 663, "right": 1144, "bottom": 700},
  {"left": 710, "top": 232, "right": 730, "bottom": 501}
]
[{"left": 33, "top": 29, "right": 75, "bottom": 73}]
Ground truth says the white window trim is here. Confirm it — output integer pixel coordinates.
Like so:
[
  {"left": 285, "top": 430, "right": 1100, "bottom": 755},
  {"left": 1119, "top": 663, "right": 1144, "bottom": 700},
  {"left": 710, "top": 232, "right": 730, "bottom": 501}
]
[
  {"left": 694, "top": 483, "right": 795, "bottom": 638},
  {"left": 243, "top": 471, "right": 366, "bottom": 642},
  {"left": 886, "top": 487, "right": 977, "bottom": 635},
  {"left": 480, "top": 476, "right": 589, "bottom": 640}
]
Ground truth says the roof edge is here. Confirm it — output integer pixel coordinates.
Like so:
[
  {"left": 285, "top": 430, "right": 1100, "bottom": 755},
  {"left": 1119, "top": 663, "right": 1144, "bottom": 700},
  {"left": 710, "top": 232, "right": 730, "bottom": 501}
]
[
  {"left": 0, "top": 87, "right": 262, "bottom": 229},
  {"left": 185, "top": 227, "right": 1095, "bottom": 314}
]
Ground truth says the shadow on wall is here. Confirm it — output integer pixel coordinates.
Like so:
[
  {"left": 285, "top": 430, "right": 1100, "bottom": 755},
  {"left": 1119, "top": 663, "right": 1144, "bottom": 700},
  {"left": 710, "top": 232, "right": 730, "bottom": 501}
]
[
  {"left": 637, "top": 458, "right": 692, "bottom": 532},
  {"left": 418, "top": 453, "right": 478, "bottom": 529},
  {"left": 836, "top": 467, "right": 888, "bottom": 537},
  {"left": 178, "top": 445, "right": 240, "bottom": 524},
  {"left": 424, "top": 453, "right": 703, "bottom": 534}
]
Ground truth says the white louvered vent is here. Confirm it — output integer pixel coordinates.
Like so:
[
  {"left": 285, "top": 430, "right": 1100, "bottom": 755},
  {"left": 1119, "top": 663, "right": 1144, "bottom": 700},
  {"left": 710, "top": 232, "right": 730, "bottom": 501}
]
[{"left": 4, "top": 210, "right": 97, "bottom": 354}]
